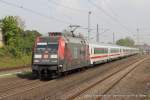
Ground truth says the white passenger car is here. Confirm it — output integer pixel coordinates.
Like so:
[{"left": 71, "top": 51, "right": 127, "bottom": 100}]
[{"left": 89, "top": 43, "right": 139, "bottom": 65}]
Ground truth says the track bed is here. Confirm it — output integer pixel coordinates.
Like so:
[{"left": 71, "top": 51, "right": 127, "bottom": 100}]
[{"left": 0, "top": 55, "right": 149, "bottom": 100}]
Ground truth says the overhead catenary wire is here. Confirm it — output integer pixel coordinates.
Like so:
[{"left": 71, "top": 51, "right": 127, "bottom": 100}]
[
  {"left": 46, "top": 0, "right": 73, "bottom": 22},
  {"left": 88, "top": 0, "right": 133, "bottom": 34},
  {"left": 0, "top": 0, "right": 71, "bottom": 24},
  {"left": 49, "top": 0, "right": 116, "bottom": 31},
  {"left": 47, "top": 0, "right": 88, "bottom": 14},
  {"left": 102, "top": 0, "right": 119, "bottom": 18},
  {"left": 46, "top": 0, "right": 91, "bottom": 28}
]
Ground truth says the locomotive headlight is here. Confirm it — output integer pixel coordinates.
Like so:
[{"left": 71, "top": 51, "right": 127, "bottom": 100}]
[
  {"left": 34, "top": 54, "right": 42, "bottom": 58},
  {"left": 51, "top": 55, "right": 57, "bottom": 58},
  {"left": 34, "top": 59, "right": 39, "bottom": 63}
]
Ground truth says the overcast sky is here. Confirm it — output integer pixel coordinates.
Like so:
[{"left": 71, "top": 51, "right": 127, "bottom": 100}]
[{"left": 0, "top": 0, "right": 150, "bottom": 44}]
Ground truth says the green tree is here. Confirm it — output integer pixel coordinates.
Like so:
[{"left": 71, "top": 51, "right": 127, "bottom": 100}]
[
  {"left": 116, "top": 37, "right": 135, "bottom": 47},
  {"left": 0, "top": 16, "right": 23, "bottom": 45},
  {"left": 21, "top": 30, "right": 41, "bottom": 54},
  {"left": 0, "top": 16, "right": 41, "bottom": 57},
  {"left": 0, "top": 16, "right": 24, "bottom": 56}
]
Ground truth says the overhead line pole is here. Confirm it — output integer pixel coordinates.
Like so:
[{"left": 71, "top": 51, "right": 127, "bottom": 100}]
[
  {"left": 88, "top": 0, "right": 133, "bottom": 34},
  {"left": 88, "top": 11, "right": 92, "bottom": 42},
  {"left": 96, "top": 24, "right": 99, "bottom": 43},
  {"left": 113, "top": 32, "right": 115, "bottom": 44},
  {"left": 137, "top": 28, "right": 140, "bottom": 45}
]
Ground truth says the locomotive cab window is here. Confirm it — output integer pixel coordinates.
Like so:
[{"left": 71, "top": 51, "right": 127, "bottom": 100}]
[
  {"left": 36, "top": 43, "right": 58, "bottom": 52},
  {"left": 47, "top": 43, "right": 58, "bottom": 51},
  {"left": 36, "top": 43, "right": 47, "bottom": 50},
  {"left": 36, "top": 45, "right": 46, "bottom": 49}
]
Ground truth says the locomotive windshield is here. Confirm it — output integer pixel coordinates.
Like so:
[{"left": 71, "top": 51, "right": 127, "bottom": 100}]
[
  {"left": 36, "top": 45, "right": 46, "bottom": 49},
  {"left": 47, "top": 43, "right": 58, "bottom": 51},
  {"left": 36, "top": 43, "right": 47, "bottom": 50},
  {"left": 36, "top": 43, "right": 58, "bottom": 51}
]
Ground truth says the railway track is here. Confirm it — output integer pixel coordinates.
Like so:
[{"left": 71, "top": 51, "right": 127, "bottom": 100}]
[
  {"left": 0, "top": 79, "right": 39, "bottom": 93},
  {"left": 0, "top": 55, "right": 146, "bottom": 100},
  {"left": 64, "top": 56, "right": 149, "bottom": 100},
  {"left": 44, "top": 55, "right": 145, "bottom": 99}
]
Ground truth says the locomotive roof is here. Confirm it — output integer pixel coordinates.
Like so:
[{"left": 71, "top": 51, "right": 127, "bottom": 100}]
[
  {"left": 38, "top": 35, "right": 88, "bottom": 45},
  {"left": 38, "top": 36, "right": 138, "bottom": 50},
  {"left": 64, "top": 36, "right": 86, "bottom": 44}
]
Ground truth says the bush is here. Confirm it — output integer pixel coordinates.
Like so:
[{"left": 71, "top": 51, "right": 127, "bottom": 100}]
[{"left": 0, "top": 16, "right": 40, "bottom": 68}]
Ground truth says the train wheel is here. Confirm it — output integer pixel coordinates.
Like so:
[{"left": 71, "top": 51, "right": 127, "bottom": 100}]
[{"left": 63, "top": 71, "right": 68, "bottom": 76}]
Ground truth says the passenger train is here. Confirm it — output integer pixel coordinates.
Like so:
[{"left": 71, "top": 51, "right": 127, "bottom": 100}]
[{"left": 32, "top": 32, "right": 139, "bottom": 78}]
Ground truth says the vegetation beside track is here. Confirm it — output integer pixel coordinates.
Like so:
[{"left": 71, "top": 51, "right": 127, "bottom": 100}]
[
  {"left": 0, "top": 16, "right": 41, "bottom": 70},
  {"left": 0, "top": 55, "right": 31, "bottom": 69},
  {"left": 17, "top": 71, "right": 32, "bottom": 79}
]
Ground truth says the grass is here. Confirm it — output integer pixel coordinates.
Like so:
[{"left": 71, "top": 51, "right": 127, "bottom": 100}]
[
  {"left": 0, "top": 42, "right": 3, "bottom": 48},
  {"left": 0, "top": 73, "right": 17, "bottom": 78},
  {"left": 0, "top": 55, "right": 31, "bottom": 70},
  {"left": 146, "top": 91, "right": 150, "bottom": 99},
  {"left": 0, "top": 71, "right": 32, "bottom": 79}
]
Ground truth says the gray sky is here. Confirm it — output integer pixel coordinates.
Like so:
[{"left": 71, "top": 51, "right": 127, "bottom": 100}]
[{"left": 0, "top": 0, "right": 150, "bottom": 44}]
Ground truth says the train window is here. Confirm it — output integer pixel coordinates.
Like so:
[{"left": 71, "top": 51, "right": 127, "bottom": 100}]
[
  {"left": 111, "top": 48, "right": 119, "bottom": 53},
  {"left": 94, "top": 48, "right": 108, "bottom": 54},
  {"left": 36, "top": 44, "right": 47, "bottom": 50},
  {"left": 36, "top": 43, "right": 58, "bottom": 52},
  {"left": 37, "top": 45, "right": 46, "bottom": 49},
  {"left": 80, "top": 47, "right": 85, "bottom": 54},
  {"left": 73, "top": 48, "right": 78, "bottom": 59},
  {"left": 47, "top": 44, "right": 58, "bottom": 49}
]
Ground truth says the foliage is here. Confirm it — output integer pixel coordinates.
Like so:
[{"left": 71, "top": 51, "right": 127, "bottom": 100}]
[
  {"left": 0, "top": 16, "right": 41, "bottom": 57},
  {"left": 0, "top": 42, "right": 3, "bottom": 48},
  {"left": 0, "top": 54, "right": 31, "bottom": 69},
  {"left": 116, "top": 37, "right": 135, "bottom": 47},
  {"left": 0, "top": 16, "right": 22, "bottom": 57},
  {"left": 20, "top": 30, "right": 41, "bottom": 55},
  {"left": 1, "top": 16, "right": 22, "bottom": 45}
]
